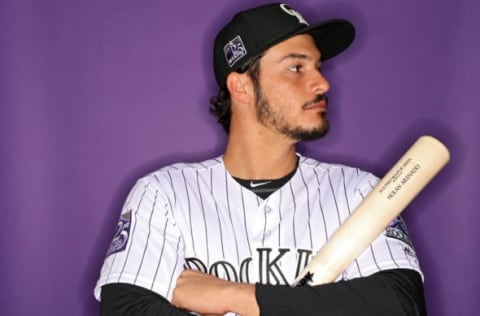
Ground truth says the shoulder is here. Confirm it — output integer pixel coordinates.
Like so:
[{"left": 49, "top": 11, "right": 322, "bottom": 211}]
[
  {"left": 298, "top": 154, "right": 374, "bottom": 176},
  {"left": 297, "top": 154, "right": 379, "bottom": 190},
  {"left": 122, "top": 157, "right": 225, "bottom": 206},
  {"left": 154, "top": 156, "right": 223, "bottom": 174},
  {"left": 138, "top": 156, "right": 225, "bottom": 186}
]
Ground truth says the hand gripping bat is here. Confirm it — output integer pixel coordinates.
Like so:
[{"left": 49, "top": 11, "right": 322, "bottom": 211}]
[{"left": 293, "top": 135, "right": 450, "bottom": 286}]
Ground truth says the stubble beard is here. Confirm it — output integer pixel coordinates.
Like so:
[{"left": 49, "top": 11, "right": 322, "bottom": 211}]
[{"left": 254, "top": 85, "right": 330, "bottom": 141}]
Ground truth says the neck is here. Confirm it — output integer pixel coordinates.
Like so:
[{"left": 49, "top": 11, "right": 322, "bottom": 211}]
[{"left": 223, "top": 126, "right": 298, "bottom": 179}]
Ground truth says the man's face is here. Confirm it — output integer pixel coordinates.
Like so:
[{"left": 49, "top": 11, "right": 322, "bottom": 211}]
[{"left": 254, "top": 34, "right": 331, "bottom": 141}]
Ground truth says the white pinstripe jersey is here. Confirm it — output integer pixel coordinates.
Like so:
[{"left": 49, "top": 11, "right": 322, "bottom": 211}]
[{"left": 94, "top": 154, "right": 422, "bottom": 306}]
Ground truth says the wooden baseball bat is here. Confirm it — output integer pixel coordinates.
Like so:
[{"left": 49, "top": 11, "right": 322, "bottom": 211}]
[{"left": 293, "top": 135, "right": 450, "bottom": 286}]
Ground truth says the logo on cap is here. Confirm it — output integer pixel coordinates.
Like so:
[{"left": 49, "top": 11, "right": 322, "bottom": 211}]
[
  {"left": 224, "top": 35, "right": 247, "bottom": 67},
  {"left": 280, "top": 4, "right": 309, "bottom": 25}
]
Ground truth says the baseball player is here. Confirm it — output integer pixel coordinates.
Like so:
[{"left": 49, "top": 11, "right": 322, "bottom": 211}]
[{"left": 94, "top": 3, "right": 426, "bottom": 315}]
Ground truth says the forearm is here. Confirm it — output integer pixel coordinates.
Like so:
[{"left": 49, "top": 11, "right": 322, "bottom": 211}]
[
  {"left": 100, "top": 279, "right": 258, "bottom": 316},
  {"left": 221, "top": 282, "right": 258, "bottom": 316},
  {"left": 256, "top": 269, "right": 426, "bottom": 316},
  {"left": 101, "top": 283, "right": 192, "bottom": 316},
  {"left": 172, "top": 269, "right": 259, "bottom": 316}
]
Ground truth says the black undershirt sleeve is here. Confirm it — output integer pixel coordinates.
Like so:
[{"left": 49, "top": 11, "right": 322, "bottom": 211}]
[
  {"left": 100, "top": 268, "right": 425, "bottom": 316},
  {"left": 100, "top": 283, "right": 191, "bottom": 316},
  {"left": 256, "top": 269, "right": 426, "bottom": 316}
]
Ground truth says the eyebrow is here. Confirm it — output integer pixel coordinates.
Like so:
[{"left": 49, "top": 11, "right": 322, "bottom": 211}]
[{"left": 279, "top": 53, "right": 321, "bottom": 63}]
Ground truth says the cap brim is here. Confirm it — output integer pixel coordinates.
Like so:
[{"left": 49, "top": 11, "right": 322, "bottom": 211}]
[{"left": 301, "top": 19, "right": 355, "bottom": 61}]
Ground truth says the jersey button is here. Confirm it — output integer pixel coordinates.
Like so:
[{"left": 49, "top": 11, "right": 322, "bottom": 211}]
[{"left": 264, "top": 205, "right": 272, "bottom": 213}]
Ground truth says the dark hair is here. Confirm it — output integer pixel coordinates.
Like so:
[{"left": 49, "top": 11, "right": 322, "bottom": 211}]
[{"left": 209, "top": 54, "right": 263, "bottom": 133}]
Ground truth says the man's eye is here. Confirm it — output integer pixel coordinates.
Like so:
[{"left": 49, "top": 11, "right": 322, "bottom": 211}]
[{"left": 289, "top": 65, "right": 302, "bottom": 72}]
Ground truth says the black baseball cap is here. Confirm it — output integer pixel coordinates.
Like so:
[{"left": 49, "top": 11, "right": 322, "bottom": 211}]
[{"left": 213, "top": 3, "right": 355, "bottom": 87}]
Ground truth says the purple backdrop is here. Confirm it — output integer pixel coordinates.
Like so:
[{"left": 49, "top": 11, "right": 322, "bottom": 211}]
[{"left": 1, "top": 0, "right": 478, "bottom": 315}]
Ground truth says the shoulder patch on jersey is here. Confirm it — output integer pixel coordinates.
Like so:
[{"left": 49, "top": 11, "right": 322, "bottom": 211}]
[
  {"left": 385, "top": 216, "right": 413, "bottom": 247},
  {"left": 106, "top": 210, "right": 132, "bottom": 257}
]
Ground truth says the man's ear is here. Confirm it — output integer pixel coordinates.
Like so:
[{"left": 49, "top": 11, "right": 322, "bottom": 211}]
[{"left": 226, "top": 72, "right": 253, "bottom": 103}]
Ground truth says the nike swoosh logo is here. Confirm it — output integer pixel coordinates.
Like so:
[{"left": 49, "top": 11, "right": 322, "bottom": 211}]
[{"left": 250, "top": 181, "right": 272, "bottom": 188}]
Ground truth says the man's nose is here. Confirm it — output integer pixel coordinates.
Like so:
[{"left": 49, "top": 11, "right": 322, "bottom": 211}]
[{"left": 310, "top": 70, "right": 330, "bottom": 95}]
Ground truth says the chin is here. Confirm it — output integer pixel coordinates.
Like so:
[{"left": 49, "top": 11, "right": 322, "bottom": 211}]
[
  {"left": 300, "top": 128, "right": 329, "bottom": 141},
  {"left": 285, "top": 123, "right": 330, "bottom": 141}
]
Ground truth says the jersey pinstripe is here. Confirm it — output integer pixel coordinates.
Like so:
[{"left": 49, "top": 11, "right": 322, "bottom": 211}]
[{"left": 94, "top": 154, "right": 422, "bottom": 307}]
